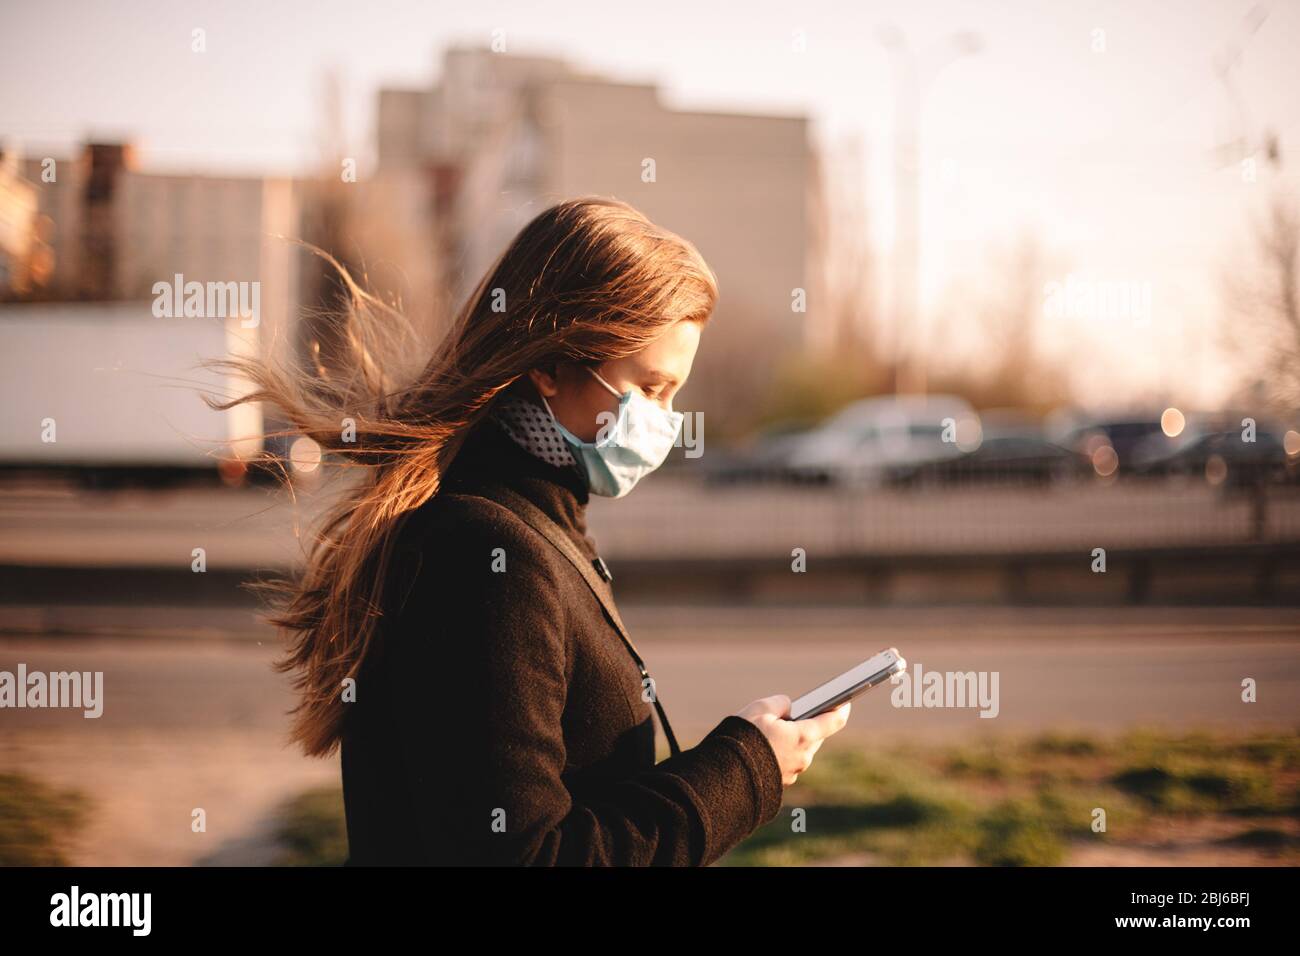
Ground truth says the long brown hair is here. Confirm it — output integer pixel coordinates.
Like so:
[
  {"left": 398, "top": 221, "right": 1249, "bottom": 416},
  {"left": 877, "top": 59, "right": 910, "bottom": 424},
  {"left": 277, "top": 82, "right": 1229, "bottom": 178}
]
[{"left": 210, "top": 197, "right": 717, "bottom": 757}]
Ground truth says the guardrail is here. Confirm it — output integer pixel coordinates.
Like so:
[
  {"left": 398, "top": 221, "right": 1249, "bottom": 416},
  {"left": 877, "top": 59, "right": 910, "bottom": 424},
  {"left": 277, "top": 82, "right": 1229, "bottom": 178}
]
[{"left": 2, "top": 541, "right": 1297, "bottom": 610}]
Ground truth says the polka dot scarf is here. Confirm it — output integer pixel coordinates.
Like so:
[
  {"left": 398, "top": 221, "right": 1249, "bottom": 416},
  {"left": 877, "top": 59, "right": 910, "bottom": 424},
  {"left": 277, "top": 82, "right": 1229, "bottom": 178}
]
[{"left": 491, "top": 394, "right": 578, "bottom": 470}]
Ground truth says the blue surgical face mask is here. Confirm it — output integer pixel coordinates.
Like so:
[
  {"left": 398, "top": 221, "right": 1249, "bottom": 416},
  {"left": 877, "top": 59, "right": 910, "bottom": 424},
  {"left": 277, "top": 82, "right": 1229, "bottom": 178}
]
[{"left": 540, "top": 366, "right": 684, "bottom": 498}]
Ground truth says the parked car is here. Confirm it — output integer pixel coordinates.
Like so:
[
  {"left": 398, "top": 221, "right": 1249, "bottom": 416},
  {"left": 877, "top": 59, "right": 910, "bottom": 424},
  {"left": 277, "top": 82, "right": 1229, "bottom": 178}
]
[
  {"left": 700, "top": 423, "right": 809, "bottom": 485},
  {"left": 781, "top": 394, "right": 977, "bottom": 487},
  {"left": 1057, "top": 415, "right": 1165, "bottom": 476},
  {"left": 1131, "top": 413, "right": 1291, "bottom": 486},
  {"left": 903, "top": 411, "right": 1087, "bottom": 487}
]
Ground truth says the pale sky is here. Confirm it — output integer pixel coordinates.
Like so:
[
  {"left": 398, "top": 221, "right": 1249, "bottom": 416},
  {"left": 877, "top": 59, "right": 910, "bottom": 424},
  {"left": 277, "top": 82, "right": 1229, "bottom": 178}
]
[{"left": 4, "top": 0, "right": 1299, "bottom": 409}]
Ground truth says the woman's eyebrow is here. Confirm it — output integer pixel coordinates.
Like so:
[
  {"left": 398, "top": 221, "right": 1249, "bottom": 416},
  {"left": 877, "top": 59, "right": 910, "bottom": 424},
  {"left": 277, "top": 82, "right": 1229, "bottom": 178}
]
[{"left": 645, "top": 370, "right": 679, "bottom": 386}]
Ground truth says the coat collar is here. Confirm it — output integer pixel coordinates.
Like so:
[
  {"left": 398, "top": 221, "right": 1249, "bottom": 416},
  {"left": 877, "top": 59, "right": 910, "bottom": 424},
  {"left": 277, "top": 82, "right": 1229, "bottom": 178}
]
[{"left": 440, "top": 413, "right": 595, "bottom": 553}]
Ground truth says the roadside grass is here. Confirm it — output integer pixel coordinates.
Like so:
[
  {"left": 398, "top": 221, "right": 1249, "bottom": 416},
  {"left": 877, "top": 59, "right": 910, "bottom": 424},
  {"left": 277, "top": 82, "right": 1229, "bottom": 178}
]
[
  {"left": 0, "top": 773, "right": 89, "bottom": 865},
  {"left": 270, "top": 786, "right": 348, "bottom": 866},
  {"left": 722, "top": 727, "right": 1300, "bottom": 866},
  {"left": 267, "top": 727, "right": 1300, "bottom": 867}
]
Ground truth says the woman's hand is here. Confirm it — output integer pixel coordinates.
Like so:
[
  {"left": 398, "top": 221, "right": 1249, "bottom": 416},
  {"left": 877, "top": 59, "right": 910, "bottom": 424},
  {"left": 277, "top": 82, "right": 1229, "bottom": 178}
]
[{"left": 734, "top": 695, "right": 851, "bottom": 787}]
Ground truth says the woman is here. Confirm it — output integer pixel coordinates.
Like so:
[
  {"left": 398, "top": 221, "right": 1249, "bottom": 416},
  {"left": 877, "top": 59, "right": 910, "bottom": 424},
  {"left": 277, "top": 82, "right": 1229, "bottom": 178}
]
[{"left": 223, "top": 197, "right": 851, "bottom": 865}]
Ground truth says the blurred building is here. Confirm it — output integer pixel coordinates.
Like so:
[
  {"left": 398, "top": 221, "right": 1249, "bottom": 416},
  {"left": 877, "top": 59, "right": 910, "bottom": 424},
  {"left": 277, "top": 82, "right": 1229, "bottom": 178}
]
[
  {"left": 115, "top": 169, "right": 300, "bottom": 370},
  {"left": 4, "top": 144, "right": 300, "bottom": 371},
  {"left": 0, "top": 145, "right": 45, "bottom": 294},
  {"left": 375, "top": 47, "right": 829, "bottom": 431},
  {"left": 2, "top": 50, "right": 837, "bottom": 435}
]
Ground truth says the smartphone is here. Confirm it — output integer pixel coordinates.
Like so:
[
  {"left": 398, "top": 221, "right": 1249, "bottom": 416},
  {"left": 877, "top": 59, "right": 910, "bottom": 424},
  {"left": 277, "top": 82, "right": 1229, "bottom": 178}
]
[{"left": 788, "top": 647, "right": 906, "bottom": 721}]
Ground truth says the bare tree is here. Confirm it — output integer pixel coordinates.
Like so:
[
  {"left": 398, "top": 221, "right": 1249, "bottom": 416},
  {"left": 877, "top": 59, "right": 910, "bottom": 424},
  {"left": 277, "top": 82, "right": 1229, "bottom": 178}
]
[
  {"left": 926, "top": 233, "right": 1071, "bottom": 413},
  {"left": 296, "top": 68, "right": 446, "bottom": 381},
  {"left": 817, "top": 135, "right": 878, "bottom": 360},
  {"left": 1221, "top": 139, "right": 1300, "bottom": 408},
  {"left": 751, "top": 136, "right": 890, "bottom": 431}
]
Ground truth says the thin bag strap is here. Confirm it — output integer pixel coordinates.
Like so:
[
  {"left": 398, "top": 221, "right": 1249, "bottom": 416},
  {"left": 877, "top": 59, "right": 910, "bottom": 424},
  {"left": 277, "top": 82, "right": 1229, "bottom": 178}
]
[{"left": 445, "top": 487, "right": 682, "bottom": 758}]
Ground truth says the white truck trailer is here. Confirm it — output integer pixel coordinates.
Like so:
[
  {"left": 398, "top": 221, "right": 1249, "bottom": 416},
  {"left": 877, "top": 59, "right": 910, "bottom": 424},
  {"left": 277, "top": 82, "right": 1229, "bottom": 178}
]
[{"left": 0, "top": 301, "right": 262, "bottom": 481}]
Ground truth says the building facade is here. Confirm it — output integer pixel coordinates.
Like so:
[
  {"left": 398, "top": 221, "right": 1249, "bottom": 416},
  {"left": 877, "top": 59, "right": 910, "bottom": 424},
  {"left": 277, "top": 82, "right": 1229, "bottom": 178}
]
[{"left": 376, "top": 47, "right": 829, "bottom": 433}]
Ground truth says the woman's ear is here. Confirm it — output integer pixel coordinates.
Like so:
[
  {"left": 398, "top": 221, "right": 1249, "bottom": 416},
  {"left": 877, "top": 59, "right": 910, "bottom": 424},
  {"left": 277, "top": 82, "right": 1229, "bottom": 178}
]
[{"left": 526, "top": 365, "right": 560, "bottom": 398}]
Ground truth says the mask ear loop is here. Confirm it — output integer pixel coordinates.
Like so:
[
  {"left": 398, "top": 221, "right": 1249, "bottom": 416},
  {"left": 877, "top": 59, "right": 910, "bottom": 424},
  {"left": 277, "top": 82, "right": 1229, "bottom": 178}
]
[
  {"left": 586, "top": 366, "right": 625, "bottom": 399},
  {"left": 536, "top": 383, "right": 616, "bottom": 445},
  {"left": 539, "top": 367, "right": 622, "bottom": 413},
  {"left": 537, "top": 391, "right": 557, "bottom": 419},
  {"left": 538, "top": 367, "right": 629, "bottom": 444}
]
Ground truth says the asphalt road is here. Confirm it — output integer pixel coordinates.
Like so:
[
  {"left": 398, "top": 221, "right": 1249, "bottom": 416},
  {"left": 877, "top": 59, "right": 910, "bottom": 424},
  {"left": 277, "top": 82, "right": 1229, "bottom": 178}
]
[
  {"left": 2, "top": 605, "right": 1297, "bottom": 864},
  {"left": 4, "top": 605, "right": 1297, "bottom": 737}
]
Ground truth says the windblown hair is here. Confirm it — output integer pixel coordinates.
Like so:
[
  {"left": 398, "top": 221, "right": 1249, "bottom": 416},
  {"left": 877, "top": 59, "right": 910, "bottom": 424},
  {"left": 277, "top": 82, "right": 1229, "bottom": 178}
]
[{"left": 210, "top": 197, "right": 717, "bottom": 757}]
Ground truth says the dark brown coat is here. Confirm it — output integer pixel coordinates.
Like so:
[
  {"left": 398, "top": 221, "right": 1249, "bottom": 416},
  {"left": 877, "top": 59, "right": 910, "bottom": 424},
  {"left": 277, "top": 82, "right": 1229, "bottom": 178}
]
[{"left": 340, "top": 416, "right": 784, "bottom": 865}]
